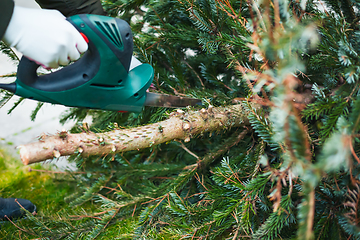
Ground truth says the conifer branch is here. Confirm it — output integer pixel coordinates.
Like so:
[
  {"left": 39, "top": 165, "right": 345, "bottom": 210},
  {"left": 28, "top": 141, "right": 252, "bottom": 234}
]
[{"left": 18, "top": 103, "right": 252, "bottom": 165}]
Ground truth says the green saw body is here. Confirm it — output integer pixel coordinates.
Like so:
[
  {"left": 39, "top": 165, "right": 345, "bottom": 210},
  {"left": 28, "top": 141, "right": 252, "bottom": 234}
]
[{"left": 1, "top": 14, "right": 155, "bottom": 112}]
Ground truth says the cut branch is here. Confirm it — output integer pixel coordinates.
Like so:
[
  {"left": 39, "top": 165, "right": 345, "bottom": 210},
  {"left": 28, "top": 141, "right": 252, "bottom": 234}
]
[{"left": 19, "top": 103, "right": 251, "bottom": 165}]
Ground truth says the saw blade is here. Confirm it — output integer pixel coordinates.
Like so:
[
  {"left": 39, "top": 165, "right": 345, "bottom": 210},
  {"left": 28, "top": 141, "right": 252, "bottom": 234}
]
[{"left": 144, "top": 92, "right": 202, "bottom": 108}]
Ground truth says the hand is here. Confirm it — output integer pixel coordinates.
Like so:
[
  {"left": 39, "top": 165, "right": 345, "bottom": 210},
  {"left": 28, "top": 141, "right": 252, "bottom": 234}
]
[
  {"left": 130, "top": 56, "right": 142, "bottom": 71},
  {"left": 2, "top": 6, "right": 88, "bottom": 69}
]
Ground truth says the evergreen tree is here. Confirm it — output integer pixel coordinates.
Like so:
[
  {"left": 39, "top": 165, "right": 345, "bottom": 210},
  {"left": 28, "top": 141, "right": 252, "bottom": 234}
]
[{"left": 2, "top": 0, "right": 360, "bottom": 238}]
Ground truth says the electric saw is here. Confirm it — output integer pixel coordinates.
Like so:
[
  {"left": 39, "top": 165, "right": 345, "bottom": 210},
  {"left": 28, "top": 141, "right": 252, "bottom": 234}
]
[{"left": 0, "top": 14, "right": 201, "bottom": 112}]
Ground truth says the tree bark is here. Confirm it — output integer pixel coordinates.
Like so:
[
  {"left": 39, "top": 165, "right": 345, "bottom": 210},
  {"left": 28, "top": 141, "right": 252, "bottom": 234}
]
[{"left": 18, "top": 104, "right": 250, "bottom": 165}]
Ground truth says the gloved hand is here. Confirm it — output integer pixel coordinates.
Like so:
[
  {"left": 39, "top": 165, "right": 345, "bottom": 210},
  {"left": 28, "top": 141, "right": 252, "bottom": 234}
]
[
  {"left": 2, "top": 6, "right": 88, "bottom": 69},
  {"left": 130, "top": 56, "right": 142, "bottom": 71}
]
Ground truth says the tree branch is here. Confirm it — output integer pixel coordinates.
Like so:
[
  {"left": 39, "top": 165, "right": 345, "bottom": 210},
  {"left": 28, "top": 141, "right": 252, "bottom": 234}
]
[{"left": 18, "top": 104, "right": 251, "bottom": 165}]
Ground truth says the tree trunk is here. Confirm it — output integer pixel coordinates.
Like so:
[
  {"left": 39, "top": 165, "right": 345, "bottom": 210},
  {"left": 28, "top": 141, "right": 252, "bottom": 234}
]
[{"left": 19, "top": 104, "right": 251, "bottom": 165}]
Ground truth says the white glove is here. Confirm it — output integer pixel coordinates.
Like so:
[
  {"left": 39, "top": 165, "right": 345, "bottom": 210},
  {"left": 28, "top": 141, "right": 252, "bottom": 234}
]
[
  {"left": 129, "top": 56, "right": 142, "bottom": 71},
  {"left": 2, "top": 6, "right": 88, "bottom": 69}
]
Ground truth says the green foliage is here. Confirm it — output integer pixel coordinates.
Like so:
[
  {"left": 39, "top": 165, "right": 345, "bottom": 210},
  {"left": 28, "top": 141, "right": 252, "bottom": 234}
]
[
  {"left": 0, "top": 148, "right": 77, "bottom": 238},
  {"left": 0, "top": 89, "right": 13, "bottom": 109},
  {"left": 3, "top": 0, "right": 360, "bottom": 238}
]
